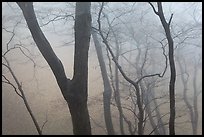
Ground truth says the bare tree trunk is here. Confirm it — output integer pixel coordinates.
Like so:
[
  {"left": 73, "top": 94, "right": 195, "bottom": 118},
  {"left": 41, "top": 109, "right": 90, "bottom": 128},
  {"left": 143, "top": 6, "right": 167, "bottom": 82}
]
[
  {"left": 149, "top": 2, "right": 176, "bottom": 134},
  {"left": 150, "top": 82, "right": 166, "bottom": 135},
  {"left": 97, "top": 3, "right": 144, "bottom": 134},
  {"left": 114, "top": 38, "right": 125, "bottom": 135},
  {"left": 17, "top": 2, "right": 92, "bottom": 135},
  {"left": 92, "top": 30, "right": 115, "bottom": 135},
  {"left": 192, "top": 61, "right": 199, "bottom": 135},
  {"left": 67, "top": 3, "right": 92, "bottom": 134},
  {"left": 157, "top": 3, "right": 176, "bottom": 135},
  {"left": 177, "top": 57, "right": 195, "bottom": 135},
  {"left": 104, "top": 13, "right": 125, "bottom": 135},
  {"left": 140, "top": 81, "right": 159, "bottom": 135}
]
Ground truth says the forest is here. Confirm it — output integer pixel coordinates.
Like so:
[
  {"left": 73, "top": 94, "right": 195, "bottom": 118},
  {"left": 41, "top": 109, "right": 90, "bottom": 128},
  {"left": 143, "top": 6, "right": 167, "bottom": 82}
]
[{"left": 2, "top": 2, "right": 202, "bottom": 135}]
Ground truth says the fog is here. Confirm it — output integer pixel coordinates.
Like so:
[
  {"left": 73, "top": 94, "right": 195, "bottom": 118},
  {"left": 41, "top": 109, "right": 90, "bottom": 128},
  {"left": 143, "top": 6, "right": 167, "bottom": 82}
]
[{"left": 2, "top": 2, "right": 202, "bottom": 135}]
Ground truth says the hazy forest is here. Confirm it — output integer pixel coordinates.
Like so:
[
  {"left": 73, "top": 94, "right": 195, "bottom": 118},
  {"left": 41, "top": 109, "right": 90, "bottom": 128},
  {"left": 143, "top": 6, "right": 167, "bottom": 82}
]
[{"left": 2, "top": 2, "right": 202, "bottom": 135}]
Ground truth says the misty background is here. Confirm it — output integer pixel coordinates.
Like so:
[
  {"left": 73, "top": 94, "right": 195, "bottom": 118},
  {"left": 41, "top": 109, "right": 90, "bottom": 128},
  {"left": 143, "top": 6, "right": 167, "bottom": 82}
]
[{"left": 2, "top": 2, "right": 202, "bottom": 135}]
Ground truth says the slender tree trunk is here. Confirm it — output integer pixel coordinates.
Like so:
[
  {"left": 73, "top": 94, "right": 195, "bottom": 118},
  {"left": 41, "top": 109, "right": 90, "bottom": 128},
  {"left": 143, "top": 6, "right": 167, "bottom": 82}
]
[
  {"left": 17, "top": 2, "right": 92, "bottom": 135},
  {"left": 114, "top": 40, "right": 125, "bottom": 135},
  {"left": 97, "top": 3, "right": 143, "bottom": 134},
  {"left": 192, "top": 62, "right": 199, "bottom": 135},
  {"left": 134, "top": 84, "right": 144, "bottom": 135},
  {"left": 140, "top": 81, "right": 160, "bottom": 135},
  {"left": 112, "top": 32, "right": 125, "bottom": 135},
  {"left": 147, "top": 60, "right": 166, "bottom": 135},
  {"left": 156, "top": 2, "right": 176, "bottom": 135},
  {"left": 92, "top": 30, "right": 115, "bottom": 135},
  {"left": 103, "top": 13, "right": 125, "bottom": 135},
  {"left": 151, "top": 82, "right": 166, "bottom": 135},
  {"left": 177, "top": 57, "right": 196, "bottom": 135}
]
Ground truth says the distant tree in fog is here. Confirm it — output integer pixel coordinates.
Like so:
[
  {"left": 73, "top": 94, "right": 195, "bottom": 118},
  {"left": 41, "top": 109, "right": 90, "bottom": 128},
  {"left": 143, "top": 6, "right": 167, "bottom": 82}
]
[
  {"left": 2, "top": 19, "right": 45, "bottom": 135},
  {"left": 92, "top": 29, "right": 115, "bottom": 135},
  {"left": 96, "top": 2, "right": 170, "bottom": 135}
]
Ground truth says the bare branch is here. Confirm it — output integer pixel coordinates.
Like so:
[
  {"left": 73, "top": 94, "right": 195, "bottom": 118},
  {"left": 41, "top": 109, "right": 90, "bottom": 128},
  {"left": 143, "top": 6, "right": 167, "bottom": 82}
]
[
  {"left": 40, "top": 111, "right": 48, "bottom": 134},
  {"left": 148, "top": 2, "right": 159, "bottom": 15},
  {"left": 39, "top": 14, "right": 75, "bottom": 27},
  {"left": 2, "top": 74, "right": 23, "bottom": 98},
  {"left": 2, "top": 20, "right": 22, "bottom": 51},
  {"left": 168, "top": 13, "right": 173, "bottom": 26},
  {"left": 3, "top": 55, "right": 42, "bottom": 135}
]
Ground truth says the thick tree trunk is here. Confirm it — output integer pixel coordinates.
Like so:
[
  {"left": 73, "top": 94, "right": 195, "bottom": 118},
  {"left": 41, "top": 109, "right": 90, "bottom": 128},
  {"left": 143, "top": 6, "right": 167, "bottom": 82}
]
[
  {"left": 92, "top": 30, "right": 115, "bottom": 135},
  {"left": 65, "top": 2, "right": 92, "bottom": 135},
  {"left": 17, "top": 2, "right": 92, "bottom": 135}
]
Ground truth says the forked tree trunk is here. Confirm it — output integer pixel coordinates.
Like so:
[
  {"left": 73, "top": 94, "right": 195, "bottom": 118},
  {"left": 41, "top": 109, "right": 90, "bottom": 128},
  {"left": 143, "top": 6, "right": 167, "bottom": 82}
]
[
  {"left": 17, "top": 2, "right": 92, "bottom": 135},
  {"left": 156, "top": 2, "right": 176, "bottom": 135}
]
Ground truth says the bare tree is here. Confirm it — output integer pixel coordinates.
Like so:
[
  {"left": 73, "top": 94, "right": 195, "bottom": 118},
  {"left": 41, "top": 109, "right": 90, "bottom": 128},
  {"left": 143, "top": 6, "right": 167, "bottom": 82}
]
[
  {"left": 2, "top": 57, "right": 44, "bottom": 135},
  {"left": 92, "top": 29, "right": 115, "bottom": 135},
  {"left": 97, "top": 2, "right": 168, "bottom": 135},
  {"left": 192, "top": 57, "right": 201, "bottom": 135},
  {"left": 2, "top": 17, "right": 48, "bottom": 134},
  {"left": 149, "top": 2, "right": 176, "bottom": 135},
  {"left": 17, "top": 2, "right": 92, "bottom": 135},
  {"left": 177, "top": 55, "right": 201, "bottom": 135},
  {"left": 103, "top": 13, "right": 125, "bottom": 135}
]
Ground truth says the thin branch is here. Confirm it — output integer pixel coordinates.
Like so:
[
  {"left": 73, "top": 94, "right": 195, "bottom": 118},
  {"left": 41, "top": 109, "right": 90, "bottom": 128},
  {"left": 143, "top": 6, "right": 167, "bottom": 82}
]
[
  {"left": 3, "top": 19, "right": 22, "bottom": 49},
  {"left": 168, "top": 13, "right": 173, "bottom": 26},
  {"left": 40, "top": 111, "right": 48, "bottom": 134},
  {"left": 148, "top": 2, "right": 159, "bottom": 15},
  {"left": 40, "top": 14, "right": 74, "bottom": 27},
  {"left": 2, "top": 74, "right": 23, "bottom": 98},
  {"left": 3, "top": 56, "right": 42, "bottom": 135}
]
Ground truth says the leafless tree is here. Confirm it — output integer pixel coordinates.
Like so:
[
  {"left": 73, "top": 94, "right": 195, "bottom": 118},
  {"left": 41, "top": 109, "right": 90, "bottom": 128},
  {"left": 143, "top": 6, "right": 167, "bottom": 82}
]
[
  {"left": 97, "top": 2, "right": 169, "bottom": 135},
  {"left": 149, "top": 2, "right": 176, "bottom": 134},
  {"left": 17, "top": 2, "right": 92, "bottom": 135},
  {"left": 177, "top": 54, "right": 201, "bottom": 135},
  {"left": 92, "top": 29, "right": 115, "bottom": 135},
  {"left": 2, "top": 19, "right": 48, "bottom": 134}
]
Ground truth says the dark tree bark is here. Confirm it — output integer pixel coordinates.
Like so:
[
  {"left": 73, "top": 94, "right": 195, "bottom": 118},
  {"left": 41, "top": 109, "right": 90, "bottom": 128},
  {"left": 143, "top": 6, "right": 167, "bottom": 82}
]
[
  {"left": 92, "top": 30, "right": 115, "bottom": 135},
  {"left": 159, "top": 2, "right": 176, "bottom": 135},
  {"left": 67, "top": 3, "right": 92, "bottom": 135},
  {"left": 17, "top": 2, "right": 92, "bottom": 135},
  {"left": 157, "top": 3, "right": 176, "bottom": 135},
  {"left": 149, "top": 2, "right": 176, "bottom": 135}
]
